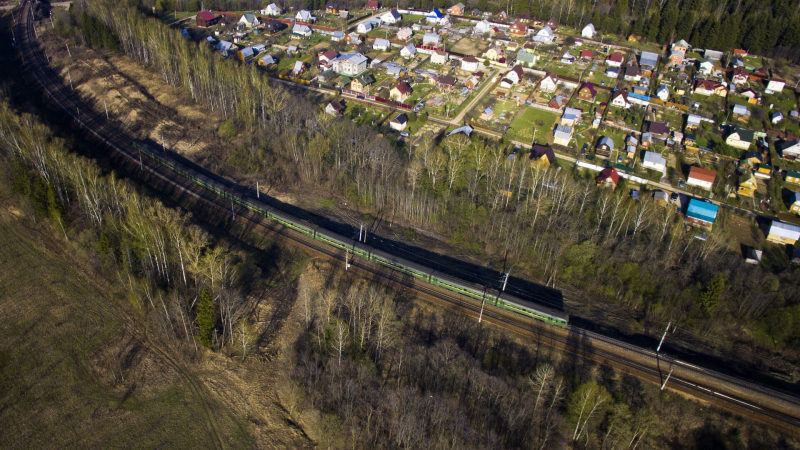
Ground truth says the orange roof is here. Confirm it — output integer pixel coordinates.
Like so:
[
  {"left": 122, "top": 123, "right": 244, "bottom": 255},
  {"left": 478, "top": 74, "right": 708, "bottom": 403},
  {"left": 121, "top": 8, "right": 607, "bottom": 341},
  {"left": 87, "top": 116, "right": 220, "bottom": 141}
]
[{"left": 689, "top": 166, "right": 717, "bottom": 183}]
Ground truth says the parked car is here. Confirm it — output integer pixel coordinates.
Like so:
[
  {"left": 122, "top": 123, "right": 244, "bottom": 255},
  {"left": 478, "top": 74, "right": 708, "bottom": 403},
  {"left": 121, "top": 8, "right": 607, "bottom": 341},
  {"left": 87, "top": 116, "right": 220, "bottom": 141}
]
[
  {"left": 617, "top": 155, "right": 623, "bottom": 163},
  {"left": 400, "top": 132, "right": 409, "bottom": 137},
  {"left": 678, "top": 179, "right": 685, "bottom": 188}
]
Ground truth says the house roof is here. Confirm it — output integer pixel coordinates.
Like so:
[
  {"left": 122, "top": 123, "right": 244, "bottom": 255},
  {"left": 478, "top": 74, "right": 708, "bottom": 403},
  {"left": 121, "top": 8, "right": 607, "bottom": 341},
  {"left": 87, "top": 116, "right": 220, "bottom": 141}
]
[
  {"left": 743, "top": 151, "right": 763, "bottom": 161},
  {"left": 778, "top": 139, "right": 800, "bottom": 151},
  {"left": 562, "top": 107, "right": 581, "bottom": 121},
  {"left": 648, "top": 121, "right": 669, "bottom": 135},
  {"left": 607, "top": 52, "right": 624, "bottom": 62},
  {"left": 686, "top": 199, "right": 719, "bottom": 223},
  {"left": 321, "top": 49, "right": 339, "bottom": 60},
  {"left": 673, "top": 39, "right": 690, "bottom": 48},
  {"left": 688, "top": 166, "right": 717, "bottom": 183},
  {"left": 198, "top": 10, "right": 217, "bottom": 21},
  {"left": 597, "top": 167, "right": 620, "bottom": 184},
  {"left": 510, "top": 65, "right": 524, "bottom": 78},
  {"left": 327, "top": 99, "right": 345, "bottom": 112},
  {"left": 259, "top": 54, "right": 275, "bottom": 64},
  {"left": 462, "top": 56, "right": 478, "bottom": 63},
  {"left": 439, "top": 75, "right": 456, "bottom": 86},
  {"left": 392, "top": 113, "right": 408, "bottom": 124},
  {"left": 554, "top": 124, "right": 572, "bottom": 140},
  {"left": 241, "top": 12, "right": 258, "bottom": 23},
  {"left": 394, "top": 81, "right": 412, "bottom": 94},
  {"left": 580, "top": 82, "right": 597, "bottom": 96},
  {"left": 693, "top": 79, "right": 723, "bottom": 91},
  {"left": 293, "top": 24, "right": 312, "bottom": 34},
  {"left": 625, "top": 64, "right": 640, "bottom": 77},
  {"left": 530, "top": 144, "right": 555, "bottom": 162},
  {"left": 447, "top": 125, "right": 473, "bottom": 136},
  {"left": 580, "top": 50, "right": 594, "bottom": 58},
  {"left": 769, "top": 221, "right": 800, "bottom": 239},
  {"left": 292, "top": 61, "right": 304, "bottom": 72},
  {"left": 610, "top": 89, "right": 628, "bottom": 103},
  {"left": 374, "top": 38, "right": 390, "bottom": 48},
  {"left": 643, "top": 151, "right": 666, "bottom": 167},
  {"left": 550, "top": 95, "right": 564, "bottom": 107},
  {"left": 597, "top": 136, "right": 615, "bottom": 149},
  {"left": 402, "top": 44, "right": 416, "bottom": 54},
  {"left": 728, "top": 127, "right": 755, "bottom": 142},
  {"left": 367, "top": 0, "right": 379, "bottom": 6}
]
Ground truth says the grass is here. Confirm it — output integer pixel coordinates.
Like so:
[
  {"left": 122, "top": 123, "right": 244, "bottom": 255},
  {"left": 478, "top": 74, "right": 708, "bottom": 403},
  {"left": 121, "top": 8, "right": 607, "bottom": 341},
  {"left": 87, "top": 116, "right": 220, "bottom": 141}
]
[
  {"left": 0, "top": 216, "right": 252, "bottom": 448},
  {"left": 506, "top": 106, "right": 559, "bottom": 144}
]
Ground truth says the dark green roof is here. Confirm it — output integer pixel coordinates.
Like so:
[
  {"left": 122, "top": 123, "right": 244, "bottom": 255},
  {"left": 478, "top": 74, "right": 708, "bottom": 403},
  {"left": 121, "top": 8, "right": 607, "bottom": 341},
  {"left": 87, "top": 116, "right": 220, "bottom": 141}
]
[{"left": 357, "top": 73, "right": 375, "bottom": 85}]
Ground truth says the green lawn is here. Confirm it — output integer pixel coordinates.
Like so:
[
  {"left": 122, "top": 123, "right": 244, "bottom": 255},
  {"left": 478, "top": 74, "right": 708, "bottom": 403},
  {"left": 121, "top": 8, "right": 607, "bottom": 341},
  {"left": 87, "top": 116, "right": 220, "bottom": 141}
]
[{"left": 506, "top": 106, "right": 559, "bottom": 145}]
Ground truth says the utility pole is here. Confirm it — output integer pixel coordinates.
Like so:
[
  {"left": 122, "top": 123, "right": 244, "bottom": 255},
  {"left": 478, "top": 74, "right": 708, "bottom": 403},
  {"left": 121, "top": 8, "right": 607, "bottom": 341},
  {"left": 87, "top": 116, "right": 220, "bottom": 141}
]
[
  {"left": 661, "top": 365, "right": 675, "bottom": 391},
  {"left": 345, "top": 249, "right": 351, "bottom": 270},
  {"left": 66, "top": 43, "right": 71, "bottom": 58},
  {"left": 161, "top": 133, "right": 165, "bottom": 152},
  {"left": 104, "top": 99, "right": 109, "bottom": 119},
  {"left": 138, "top": 146, "right": 143, "bottom": 170},
  {"left": 359, "top": 223, "right": 363, "bottom": 242},
  {"left": 68, "top": 69, "right": 72, "bottom": 90},
  {"left": 494, "top": 272, "right": 509, "bottom": 305},
  {"left": 656, "top": 321, "right": 672, "bottom": 352},
  {"left": 256, "top": 180, "right": 260, "bottom": 199},
  {"left": 231, "top": 198, "right": 236, "bottom": 221},
  {"left": 478, "top": 287, "right": 488, "bottom": 323}
]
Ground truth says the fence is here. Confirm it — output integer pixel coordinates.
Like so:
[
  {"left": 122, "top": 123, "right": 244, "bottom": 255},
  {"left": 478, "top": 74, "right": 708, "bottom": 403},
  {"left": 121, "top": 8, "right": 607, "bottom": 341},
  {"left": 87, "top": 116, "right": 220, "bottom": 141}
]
[{"left": 341, "top": 89, "right": 412, "bottom": 110}]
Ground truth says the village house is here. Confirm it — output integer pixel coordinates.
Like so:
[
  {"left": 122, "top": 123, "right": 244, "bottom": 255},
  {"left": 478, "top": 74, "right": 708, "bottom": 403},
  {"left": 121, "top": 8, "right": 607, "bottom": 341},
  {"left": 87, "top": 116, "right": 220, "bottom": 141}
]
[
  {"left": 606, "top": 52, "right": 624, "bottom": 67},
  {"left": 595, "top": 136, "right": 614, "bottom": 158},
  {"left": 325, "top": 99, "right": 345, "bottom": 115},
  {"left": 647, "top": 121, "right": 670, "bottom": 139},
  {"left": 480, "top": 107, "right": 494, "bottom": 120},
  {"left": 238, "top": 12, "right": 260, "bottom": 28},
  {"left": 332, "top": 53, "right": 368, "bottom": 76},
  {"left": 553, "top": 124, "right": 573, "bottom": 146},
  {"left": 766, "top": 78, "right": 785, "bottom": 94},
  {"left": 390, "top": 113, "right": 409, "bottom": 131},
  {"left": 577, "top": 82, "right": 597, "bottom": 101},
  {"left": 610, "top": 90, "right": 630, "bottom": 109},
  {"left": 738, "top": 172, "right": 757, "bottom": 196},
  {"left": 423, "top": 32, "right": 441, "bottom": 47},
  {"left": 548, "top": 95, "right": 565, "bottom": 109},
  {"left": 581, "top": 23, "right": 596, "bottom": 38},
  {"left": 778, "top": 139, "right": 800, "bottom": 160},
  {"left": 257, "top": 54, "right": 275, "bottom": 67},
  {"left": 561, "top": 52, "right": 575, "bottom": 64},
  {"left": 642, "top": 151, "right": 667, "bottom": 174},
  {"left": 533, "top": 26, "right": 554, "bottom": 43},
  {"left": 473, "top": 20, "right": 492, "bottom": 35},
  {"left": 438, "top": 75, "right": 457, "bottom": 91},
  {"left": 692, "top": 79, "right": 727, "bottom": 96},
  {"left": 216, "top": 40, "right": 234, "bottom": 57},
  {"left": 295, "top": 10, "right": 316, "bottom": 23},
  {"left": 667, "top": 50, "right": 684, "bottom": 66},
  {"left": 739, "top": 151, "right": 763, "bottom": 169},
  {"left": 530, "top": 144, "right": 556, "bottom": 167},
  {"left": 465, "top": 75, "right": 480, "bottom": 89},
  {"left": 236, "top": 46, "right": 256, "bottom": 63},
  {"left": 596, "top": 167, "right": 620, "bottom": 189},
  {"left": 732, "top": 104, "right": 751, "bottom": 122},
  {"left": 292, "top": 24, "right": 313, "bottom": 38},
  {"left": 516, "top": 48, "right": 538, "bottom": 67},
  {"left": 261, "top": 3, "right": 281, "bottom": 16},
  {"left": 504, "top": 65, "right": 524, "bottom": 85},
  {"left": 431, "top": 50, "right": 448, "bottom": 64},
  {"left": 326, "top": 2, "right": 341, "bottom": 13},
  {"left": 787, "top": 170, "right": 800, "bottom": 184},
  {"left": 755, "top": 164, "right": 774, "bottom": 179},
  {"left": 656, "top": 85, "right": 669, "bottom": 101},
  {"left": 725, "top": 127, "right": 755, "bottom": 150},
  {"left": 345, "top": 32, "right": 362, "bottom": 45},
  {"left": 639, "top": 51, "right": 659, "bottom": 75},
  {"left": 767, "top": 221, "right": 800, "bottom": 245},
  {"left": 732, "top": 69, "right": 750, "bottom": 86},
  {"left": 397, "top": 27, "right": 413, "bottom": 41},
  {"left": 367, "top": 0, "right": 380, "bottom": 10},
  {"left": 640, "top": 132, "right": 653, "bottom": 148},
  {"left": 390, "top": 81, "right": 413, "bottom": 102},
  {"left": 426, "top": 9, "right": 446, "bottom": 24},
  {"left": 686, "top": 199, "right": 719, "bottom": 230},
  {"left": 539, "top": 72, "right": 558, "bottom": 93},
  {"left": 381, "top": 9, "right": 402, "bottom": 24},
  {"left": 196, "top": 10, "right": 220, "bottom": 28},
  {"left": 772, "top": 112, "right": 784, "bottom": 124},
  {"left": 580, "top": 50, "right": 594, "bottom": 61},
  {"left": 483, "top": 47, "right": 504, "bottom": 61},
  {"left": 698, "top": 58, "right": 715, "bottom": 76},
  {"left": 291, "top": 61, "right": 306, "bottom": 76},
  {"left": 789, "top": 192, "right": 800, "bottom": 213},
  {"left": 331, "top": 30, "right": 345, "bottom": 41},
  {"left": 687, "top": 166, "right": 716, "bottom": 190},
  {"left": 624, "top": 64, "right": 641, "bottom": 81},
  {"left": 560, "top": 107, "right": 581, "bottom": 126},
  {"left": 448, "top": 3, "right": 465, "bottom": 15},
  {"left": 461, "top": 56, "right": 480, "bottom": 72},
  {"left": 263, "top": 20, "right": 285, "bottom": 34},
  {"left": 373, "top": 38, "right": 391, "bottom": 51},
  {"left": 357, "top": 21, "right": 375, "bottom": 33},
  {"left": 349, "top": 73, "right": 375, "bottom": 93},
  {"left": 509, "top": 20, "right": 527, "bottom": 36},
  {"left": 400, "top": 44, "right": 416, "bottom": 58}
]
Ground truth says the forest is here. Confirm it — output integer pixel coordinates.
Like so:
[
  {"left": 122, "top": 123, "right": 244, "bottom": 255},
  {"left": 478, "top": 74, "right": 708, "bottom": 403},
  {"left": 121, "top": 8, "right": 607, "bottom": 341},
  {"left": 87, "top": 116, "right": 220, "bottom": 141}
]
[
  {"left": 140, "top": 0, "right": 800, "bottom": 61},
  {"left": 55, "top": 0, "right": 800, "bottom": 374}
]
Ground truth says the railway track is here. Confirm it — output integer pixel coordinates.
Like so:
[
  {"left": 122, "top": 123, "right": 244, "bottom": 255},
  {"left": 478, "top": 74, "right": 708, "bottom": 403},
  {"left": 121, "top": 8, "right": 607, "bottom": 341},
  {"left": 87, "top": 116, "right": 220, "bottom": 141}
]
[{"left": 13, "top": 0, "right": 800, "bottom": 435}]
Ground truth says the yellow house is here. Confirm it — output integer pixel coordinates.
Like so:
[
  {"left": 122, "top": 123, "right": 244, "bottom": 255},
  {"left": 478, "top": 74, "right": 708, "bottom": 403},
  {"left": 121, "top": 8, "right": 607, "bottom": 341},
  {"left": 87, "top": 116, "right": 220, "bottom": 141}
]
[
  {"left": 766, "top": 221, "right": 800, "bottom": 245},
  {"left": 755, "top": 164, "right": 774, "bottom": 179},
  {"left": 737, "top": 173, "right": 757, "bottom": 197},
  {"left": 529, "top": 145, "right": 555, "bottom": 168},
  {"left": 790, "top": 192, "right": 800, "bottom": 214},
  {"left": 390, "top": 82, "right": 412, "bottom": 102},
  {"left": 786, "top": 170, "right": 800, "bottom": 184}
]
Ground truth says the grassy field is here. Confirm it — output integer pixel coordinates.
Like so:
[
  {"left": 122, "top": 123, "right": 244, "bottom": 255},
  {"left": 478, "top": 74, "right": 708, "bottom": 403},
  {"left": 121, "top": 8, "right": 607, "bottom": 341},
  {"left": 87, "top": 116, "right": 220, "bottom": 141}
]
[
  {"left": 507, "top": 106, "right": 559, "bottom": 144},
  {"left": 0, "top": 214, "right": 252, "bottom": 448}
]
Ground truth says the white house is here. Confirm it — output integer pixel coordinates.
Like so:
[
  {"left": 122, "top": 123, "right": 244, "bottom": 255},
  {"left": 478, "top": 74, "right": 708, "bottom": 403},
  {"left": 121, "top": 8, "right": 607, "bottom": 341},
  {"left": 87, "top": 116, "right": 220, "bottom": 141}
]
[
  {"left": 238, "top": 13, "right": 260, "bottom": 28},
  {"left": 357, "top": 21, "right": 374, "bottom": 33},
  {"left": 561, "top": 107, "right": 582, "bottom": 126},
  {"left": 461, "top": 56, "right": 480, "bottom": 72},
  {"left": 539, "top": 73, "right": 558, "bottom": 93},
  {"left": 261, "top": 3, "right": 281, "bottom": 16},
  {"left": 581, "top": 23, "right": 596, "bottom": 38},
  {"left": 292, "top": 24, "right": 312, "bottom": 37},
  {"left": 698, "top": 58, "right": 715, "bottom": 76},
  {"left": 423, "top": 32, "right": 441, "bottom": 47},
  {"left": 504, "top": 65, "right": 524, "bottom": 85},
  {"left": 381, "top": 9, "right": 401, "bottom": 24},
  {"left": 642, "top": 151, "right": 667, "bottom": 174},
  {"left": 533, "top": 26, "right": 554, "bottom": 43},
  {"left": 295, "top": 10, "right": 316, "bottom": 22},
  {"left": 653, "top": 85, "right": 668, "bottom": 101},
  {"left": 332, "top": 53, "right": 369, "bottom": 76},
  {"left": 291, "top": 61, "right": 305, "bottom": 76},
  {"left": 778, "top": 139, "right": 800, "bottom": 159},
  {"left": 400, "top": 44, "right": 416, "bottom": 58},
  {"left": 390, "top": 113, "right": 409, "bottom": 131},
  {"left": 687, "top": 166, "right": 717, "bottom": 191},
  {"left": 426, "top": 9, "right": 446, "bottom": 24},
  {"left": 610, "top": 90, "right": 630, "bottom": 109},
  {"left": 473, "top": 20, "right": 491, "bottom": 35},
  {"left": 431, "top": 49, "right": 448, "bottom": 64},
  {"left": 553, "top": 124, "right": 573, "bottom": 146},
  {"left": 766, "top": 78, "right": 785, "bottom": 94},
  {"left": 373, "top": 38, "right": 391, "bottom": 51}
]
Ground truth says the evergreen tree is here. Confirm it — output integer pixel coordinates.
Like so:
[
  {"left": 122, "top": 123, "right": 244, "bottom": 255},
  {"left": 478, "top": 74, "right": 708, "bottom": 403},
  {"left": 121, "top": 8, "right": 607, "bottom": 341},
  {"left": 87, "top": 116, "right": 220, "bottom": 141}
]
[
  {"left": 674, "top": 10, "right": 694, "bottom": 41},
  {"left": 644, "top": 10, "right": 660, "bottom": 41},
  {"left": 657, "top": 2, "right": 679, "bottom": 44},
  {"left": 699, "top": 273, "right": 725, "bottom": 315},
  {"left": 196, "top": 287, "right": 216, "bottom": 347}
]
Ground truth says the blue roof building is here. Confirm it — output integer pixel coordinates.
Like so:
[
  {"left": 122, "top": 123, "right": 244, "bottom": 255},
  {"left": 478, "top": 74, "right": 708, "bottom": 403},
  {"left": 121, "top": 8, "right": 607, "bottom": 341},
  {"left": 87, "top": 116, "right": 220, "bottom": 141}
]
[{"left": 686, "top": 199, "right": 719, "bottom": 230}]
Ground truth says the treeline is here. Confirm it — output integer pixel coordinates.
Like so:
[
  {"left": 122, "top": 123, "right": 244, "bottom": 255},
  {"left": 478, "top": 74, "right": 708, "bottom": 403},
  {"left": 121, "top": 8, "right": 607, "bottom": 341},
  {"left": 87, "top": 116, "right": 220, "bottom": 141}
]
[
  {"left": 73, "top": 0, "right": 800, "bottom": 365},
  {"left": 0, "top": 96, "right": 264, "bottom": 355},
  {"left": 79, "top": 10, "right": 118, "bottom": 50}
]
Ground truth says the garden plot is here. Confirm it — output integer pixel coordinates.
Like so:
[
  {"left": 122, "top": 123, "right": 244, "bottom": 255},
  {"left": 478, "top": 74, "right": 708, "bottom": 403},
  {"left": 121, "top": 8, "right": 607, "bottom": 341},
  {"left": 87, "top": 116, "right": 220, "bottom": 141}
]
[
  {"left": 450, "top": 37, "right": 490, "bottom": 55},
  {"left": 506, "top": 106, "right": 559, "bottom": 144}
]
